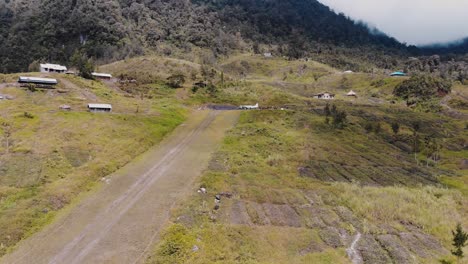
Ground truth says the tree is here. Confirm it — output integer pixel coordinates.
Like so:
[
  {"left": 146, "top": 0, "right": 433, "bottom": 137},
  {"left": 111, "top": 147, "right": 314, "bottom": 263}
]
[
  {"left": 412, "top": 122, "right": 421, "bottom": 165},
  {"left": 220, "top": 71, "right": 225, "bottom": 86},
  {"left": 331, "top": 104, "right": 337, "bottom": 115},
  {"left": 451, "top": 223, "right": 468, "bottom": 261},
  {"left": 252, "top": 42, "right": 260, "bottom": 54},
  {"left": 326, "top": 104, "right": 347, "bottom": 129},
  {"left": 28, "top": 60, "right": 41, "bottom": 72},
  {"left": 374, "top": 122, "right": 382, "bottom": 134},
  {"left": 324, "top": 103, "right": 331, "bottom": 117},
  {"left": 70, "top": 50, "right": 95, "bottom": 79},
  {"left": 391, "top": 122, "right": 400, "bottom": 135},
  {"left": 364, "top": 122, "right": 373, "bottom": 133},
  {"left": 332, "top": 110, "right": 347, "bottom": 129},
  {"left": 422, "top": 136, "right": 440, "bottom": 167},
  {"left": 286, "top": 30, "right": 306, "bottom": 59}
]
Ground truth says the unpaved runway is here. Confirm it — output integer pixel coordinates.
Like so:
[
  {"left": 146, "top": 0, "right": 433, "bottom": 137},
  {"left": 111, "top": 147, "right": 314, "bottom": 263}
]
[{"left": 1, "top": 110, "right": 239, "bottom": 264}]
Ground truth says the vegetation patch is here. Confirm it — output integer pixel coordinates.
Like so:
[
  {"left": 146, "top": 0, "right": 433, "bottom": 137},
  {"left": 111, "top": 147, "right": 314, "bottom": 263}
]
[{"left": 151, "top": 106, "right": 467, "bottom": 263}]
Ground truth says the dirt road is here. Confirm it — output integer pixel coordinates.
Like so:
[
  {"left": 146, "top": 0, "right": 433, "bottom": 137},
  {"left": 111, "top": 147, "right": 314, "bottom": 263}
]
[{"left": 1, "top": 110, "right": 239, "bottom": 264}]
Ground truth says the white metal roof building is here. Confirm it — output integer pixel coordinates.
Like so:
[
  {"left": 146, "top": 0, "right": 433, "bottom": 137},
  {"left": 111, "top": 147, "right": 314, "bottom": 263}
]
[
  {"left": 92, "top": 72, "right": 113, "bottom": 79},
  {"left": 40, "top": 63, "right": 67, "bottom": 73},
  {"left": 88, "top": 103, "right": 112, "bottom": 112},
  {"left": 18, "top": 76, "right": 58, "bottom": 85}
]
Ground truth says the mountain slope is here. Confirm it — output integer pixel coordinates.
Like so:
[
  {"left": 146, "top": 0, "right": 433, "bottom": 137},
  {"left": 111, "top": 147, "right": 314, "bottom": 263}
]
[
  {"left": 0, "top": 0, "right": 410, "bottom": 73},
  {"left": 421, "top": 37, "right": 468, "bottom": 55}
]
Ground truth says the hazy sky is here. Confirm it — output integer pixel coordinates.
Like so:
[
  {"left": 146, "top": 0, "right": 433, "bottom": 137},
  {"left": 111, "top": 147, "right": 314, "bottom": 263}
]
[{"left": 317, "top": 0, "right": 468, "bottom": 46}]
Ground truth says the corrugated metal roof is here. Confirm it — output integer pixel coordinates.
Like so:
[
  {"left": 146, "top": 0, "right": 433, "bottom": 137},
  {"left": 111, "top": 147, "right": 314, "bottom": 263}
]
[
  {"left": 40, "top": 63, "right": 67, "bottom": 71},
  {"left": 92, "top": 72, "right": 112, "bottom": 78},
  {"left": 390, "top": 71, "right": 406, "bottom": 76},
  {"left": 18, "top": 76, "right": 58, "bottom": 84},
  {"left": 88, "top": 103, "right": 112, "bottom": 109}
]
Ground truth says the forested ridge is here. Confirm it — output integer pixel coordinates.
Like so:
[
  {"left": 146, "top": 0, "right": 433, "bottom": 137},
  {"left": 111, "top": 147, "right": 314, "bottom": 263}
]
[{"left": 0, "top": 0, "right": 467, "bottom": 73}]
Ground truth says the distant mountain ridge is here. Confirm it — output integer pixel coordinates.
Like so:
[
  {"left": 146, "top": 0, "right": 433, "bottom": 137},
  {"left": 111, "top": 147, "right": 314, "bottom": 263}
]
[
  {"left": 421, "top": 37, "right": 468, "bottom": 55},
  {"left": 0, "top": 0, "right": 466, "bottom": 73}
]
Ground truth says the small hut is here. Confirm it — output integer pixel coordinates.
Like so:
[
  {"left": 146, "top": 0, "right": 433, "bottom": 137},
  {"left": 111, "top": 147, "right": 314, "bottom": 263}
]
[
  {"left": 347, "top": 90, "right": 357, "bottom": 97},
  {"left": 40, "top": 63, "right": 67, "bottom": 73},
  {"left": 88, "top": 103, "right": 112, "bottom": 112},
  {"left": 313, "top": 92, "right": 335, "bottom": 100},
  {"left": 59, "top": 105, "right": 71, "bottom": 111}
]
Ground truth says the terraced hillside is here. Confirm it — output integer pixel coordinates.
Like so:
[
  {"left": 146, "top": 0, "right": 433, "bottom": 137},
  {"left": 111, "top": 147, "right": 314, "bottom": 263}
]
[{"left": 150, "top": 56, "right": 468, "bottom": 264}]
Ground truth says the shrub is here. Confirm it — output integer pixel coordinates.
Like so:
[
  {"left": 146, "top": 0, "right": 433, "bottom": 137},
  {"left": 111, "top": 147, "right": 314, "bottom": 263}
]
[
  {"left": 26, "top": 84, "right": 37, "bottom": 92},
  {"left": 393, "top": 75, "right": 452, "bottom": 108},
  {"left": 166, "top": 74, "right": 186, "bottom": 88},
  {"left": 364, "top": 122, "right": 373, "bottom": 133},
  {"left": 391, "top": 122, "right": 400, "bottom": 135},
  {"left": 156, "top": 224, "right": 195, "bottom": 262},
  {"left": 374, "top": 122, "right": 382, "bottom": 134},
  {"left": 23, "top": 112, "right": 34, "bottom": 119}
]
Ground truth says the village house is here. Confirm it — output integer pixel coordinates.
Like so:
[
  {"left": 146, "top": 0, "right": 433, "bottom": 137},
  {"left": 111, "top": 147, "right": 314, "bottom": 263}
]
[
  {"left": 92, "top": 72, "right": 113, "bottom": 80},
  {"left": 40, "top": 63, "right": 67, "bottom": 73},
  {"left": 313, "top": 92, "right": 335, "bottom": 100},
  {"left": 59, "top": 105, "right": 71, "bottom": 111},
  {"left": 347, "top": 90, "right": 357, "bottom": 97},
  {"left": 88, "top": 103, "right": 112, "bottom": 113}
]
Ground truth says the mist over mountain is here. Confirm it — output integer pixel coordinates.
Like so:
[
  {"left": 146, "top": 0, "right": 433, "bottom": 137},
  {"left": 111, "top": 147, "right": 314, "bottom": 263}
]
[{"left": 420, "top": 37, "right": 468, "bottom": 55}]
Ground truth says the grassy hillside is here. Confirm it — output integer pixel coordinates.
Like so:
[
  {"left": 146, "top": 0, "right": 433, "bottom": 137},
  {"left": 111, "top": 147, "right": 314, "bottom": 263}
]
[
  {"left": 0, "top": 54, "right": 466, "bottom": 263},
  {"left": 149, "top": 56, "right": 468, "bottom": 264},
  {"left": 0, "top": 73, "right": 186, "bottom": 255},
  {"left": 150, "top": 108, "right": 467, "bottom": 264}
]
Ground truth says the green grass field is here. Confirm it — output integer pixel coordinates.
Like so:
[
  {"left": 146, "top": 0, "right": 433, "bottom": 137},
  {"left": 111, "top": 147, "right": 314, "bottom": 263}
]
[{"left": 0, "top": 73, "right": 187, "bottom": 255}]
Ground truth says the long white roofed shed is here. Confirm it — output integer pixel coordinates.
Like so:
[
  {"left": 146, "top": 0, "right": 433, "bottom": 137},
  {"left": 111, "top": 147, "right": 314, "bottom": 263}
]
[
  {"left": 18, "top": 76, "right": 58, "bottom": 85},
  {"left": 40, "top": 63, "right": 67, "bottom": 73},
  {"left": 88, "top": 103, "right": 112, "bottom": 112},
  {"left": 92, "top": 72, "right": 113, "bottom": 79}
]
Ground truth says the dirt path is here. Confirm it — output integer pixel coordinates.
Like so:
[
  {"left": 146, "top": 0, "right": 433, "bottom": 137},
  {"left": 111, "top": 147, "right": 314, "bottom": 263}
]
[
  {"left": 346, "top": 232, "right": 363, "bottom": 264},
  {"left": 59, "top": 77, "right": 98, "bottom": 101},
  {"left": 1, "top": 110, "right": 239, "bottom": 264}
]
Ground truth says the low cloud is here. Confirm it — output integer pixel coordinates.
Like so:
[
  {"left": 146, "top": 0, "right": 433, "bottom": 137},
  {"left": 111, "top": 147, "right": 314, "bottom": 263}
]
[{"left": 318, "top": 0, "right": 468, "bottom": 46}]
